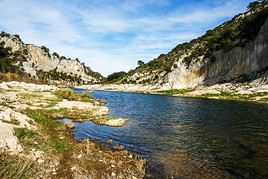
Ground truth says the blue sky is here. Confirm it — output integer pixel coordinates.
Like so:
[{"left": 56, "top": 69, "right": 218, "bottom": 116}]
[{"left": 0, "top": 0, "right": 252, "bottom": 76}]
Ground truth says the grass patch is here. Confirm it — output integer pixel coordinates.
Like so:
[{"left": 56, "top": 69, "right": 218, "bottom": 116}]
[
  {"left": 14, "top": 128, "right": 44, "bottom": 150},
  {"left": 50, "top": 139, "right": 70, "bottom": 153},
  {"left": 201, "top": 92, "right": 268, "bottom": 101},
  {"left": 19, "top": 92, "right": 42, "bottom": 99},
  {"left": 45, "top": 99, "right": 61, "bottom": 108},
  {"left": 19, "top": 109, "right": 73, "bottom": 154},
  {"left": 54, "top": 89, "right": 94, "bottom": 102},
  {"left": 202, "top": 91, "right": 234, "bottom": 98},
  {"left": 158, "top": 88, "right": 194, "bottom": 95},
  {"left": 23, "top": 109, "right": 55, "bottom": 127},
  {"left": 38, "top": 108, "right": 94, "bottom": 120}
]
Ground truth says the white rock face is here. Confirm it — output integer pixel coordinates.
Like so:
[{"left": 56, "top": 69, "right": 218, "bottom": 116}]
[
  {"left": 162, "top": 61, "right": 205, "bottom": 89},
  {"left": 162, "top": 17, "right": 268, "bottom": 89},
  {"left": 0, "top": 33, "right": 102, "bottom": 83}
]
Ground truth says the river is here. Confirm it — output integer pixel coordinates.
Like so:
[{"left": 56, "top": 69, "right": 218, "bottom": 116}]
[{"left": 73, "top": 89, "right": 268, "bottom": 178}]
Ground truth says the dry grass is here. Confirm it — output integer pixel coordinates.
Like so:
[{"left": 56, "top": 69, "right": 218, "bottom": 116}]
[
  {"left": 61, "top": 139, "right": 146, "bottom": 179},
  {"left": 0, "top": 151, "right": 38, "bottom": 179},
  {"left": 0, "top": 72, "right": 42, "bottom": 84}
]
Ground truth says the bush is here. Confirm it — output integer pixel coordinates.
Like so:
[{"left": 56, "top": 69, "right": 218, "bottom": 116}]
[
  {"left": 54, "top": 89, "right": 93, "bottom": 102},
  {"left": 107, "top": 71, "right": 127, "bottom": 82},
  {"left": 41, "top": 46, "right": 49, "bottom": 53},
  {"left": 54, "top": 89, "right": 77, "bottom": 100}
]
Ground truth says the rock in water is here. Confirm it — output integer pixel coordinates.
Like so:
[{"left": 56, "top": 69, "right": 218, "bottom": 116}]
[{"left": 105, "top": 118, "right": 128, "bottom": 127}]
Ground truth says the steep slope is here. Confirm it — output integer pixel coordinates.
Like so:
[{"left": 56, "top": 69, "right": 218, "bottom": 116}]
[
  {"left": 0, "top": 32, "right": 103, "bottom": 84},
  {"left": 121, "top": 2, "right": 268, "bottom": 89}
]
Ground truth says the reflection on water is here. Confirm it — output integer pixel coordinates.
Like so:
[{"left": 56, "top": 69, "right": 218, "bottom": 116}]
[{"left": 74, "top": 89, "right": 268, "bottom": 178}]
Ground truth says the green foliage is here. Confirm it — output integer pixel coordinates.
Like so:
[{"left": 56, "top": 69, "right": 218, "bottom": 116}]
[
  {"left": 54, "top": 89, "right": 77, "bottom": 100},
  {"left": 23, "top": 109, "right": 54, "bottom": 127},
  {"left": 82, "top": 63, "right": 103, "bottom": 82},
  {"left": 54, "top": 88, "right": 94, "bottom": 102},
  {"left": 52, "top": 52, "right": 59, "bottom": 58},
  {"left": 41, "top": 46, "right": 49, "bottom": 53},
  {"left": 37, "top": 69, "right": 83, "bottom": 84},
  {"left": 247, "top": 1, "right": 262, "bottom": 10},
  {"left": 19, "top": 109, "right": 73, "bottom": 155},
  {"left": 0, "top": 44, "right": 21, "bottom": 73},
  {"left": 14, "top": 128, "right": 39, "bottom": 140},
  {"left": 137, "top": 60, "right": 145, "bottom": 66},
  {"left": 13, "top": 34, "right": 21, "bottom": 41},
  {"left": 107, "top": 71, "right": 127, "bottom": 82},
  {"left": 158, "top": 89, "right": 194, "bottom": 95}
]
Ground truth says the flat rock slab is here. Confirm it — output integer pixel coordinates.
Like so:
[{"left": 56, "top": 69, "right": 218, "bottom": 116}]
[
  {"left": 0, "top": 81, "right": 58, "bottom": 91},
  {"left": 105, "top": 118, "right": 128, "bottom": 127},
  {"left": 0, "top": 122, "right": 22, "bottom": 153}
]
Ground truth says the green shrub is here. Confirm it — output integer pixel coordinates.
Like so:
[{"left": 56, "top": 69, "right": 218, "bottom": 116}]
[
  {"left": 54, "top": 89, "right": 94, "bottom": 102},
  {"left": 54, "top": 89, "right": 77, "bottom": 100},
  {"left": 107, "top": 71, "right": 127, "bottom": 82}
]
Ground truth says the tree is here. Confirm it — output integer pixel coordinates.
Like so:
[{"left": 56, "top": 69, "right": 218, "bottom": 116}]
[
  {"left": 41, "top": 46, "right": 49, "bottom": 53},
  {"left": 107, "top": 71, "right": 127, "bottom": 82},
  {"left": 137, "top": 60, "right": 145, "bottom": 66},
  {"left": 247, "top": 1, "right": 261, "bottom": 10}
]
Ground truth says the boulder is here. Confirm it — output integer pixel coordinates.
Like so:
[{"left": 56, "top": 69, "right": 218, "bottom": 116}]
[{"left": 105, "top": 118, "right": 128, "bottom": 127}]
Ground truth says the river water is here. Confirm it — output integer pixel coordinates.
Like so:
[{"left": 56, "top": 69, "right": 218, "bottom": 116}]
[{"left": 73, "top": 89, "right": 268, "bottom": 178}]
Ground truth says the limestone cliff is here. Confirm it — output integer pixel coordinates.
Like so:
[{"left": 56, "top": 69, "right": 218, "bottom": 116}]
[
  {"left": 121, "top": 3, "right": 268, "bottom": 90},
  {"left": 0, "top": 33, "right": 103, "bottom": 84}
]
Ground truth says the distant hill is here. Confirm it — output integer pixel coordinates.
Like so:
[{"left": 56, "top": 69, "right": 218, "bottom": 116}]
[
  {"left": 116, "top": 1, "right": 268, "bottom": 89},
  {"left": 0, "top": 32, "right": 103, "bottom": 84}
]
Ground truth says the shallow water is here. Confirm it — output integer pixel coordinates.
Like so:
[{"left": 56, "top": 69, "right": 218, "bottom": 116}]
[{"left": 73, "top": 89, "right": 268, "bottom": 178}]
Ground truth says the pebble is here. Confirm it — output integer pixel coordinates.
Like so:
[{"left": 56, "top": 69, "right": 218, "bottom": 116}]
[
  {"left": 111, "top": 164, "right": 115, "bottom": 168},
  {"left": 77, "top": 154, "right": 83, "bottom": 159},
  {"left": 107, "top": 139, "right": 113, "bottom": 144},
  {"left": 34, "top": 141, "right": 38, "bottom": 145},
  {"left": 71, "top": 166, "right": 76, "bottom": 171},
  {"left": 31, "top": 148, "right": 36, "bottom": 152},
  {"left": 111, "top": 172, "right": 116, "bottom": 177},
  {"left": 37, "top": 159, "right": 44, "bottom": 164}
]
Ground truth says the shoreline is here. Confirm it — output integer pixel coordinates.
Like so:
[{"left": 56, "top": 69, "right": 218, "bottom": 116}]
[
  {"left": 78, "top": 83, "right": 268, "bottom": 104},
  {"left": 0, "top": 81, "right": 145, "bottom": 178}
]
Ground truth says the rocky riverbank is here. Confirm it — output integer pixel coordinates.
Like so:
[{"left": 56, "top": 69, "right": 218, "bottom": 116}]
[
  {"left": 80, "top": 80, "right": 268, "bottom": 103},
  {"left": 0, "top": 81, "right": 145, "bottom": 178}
]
